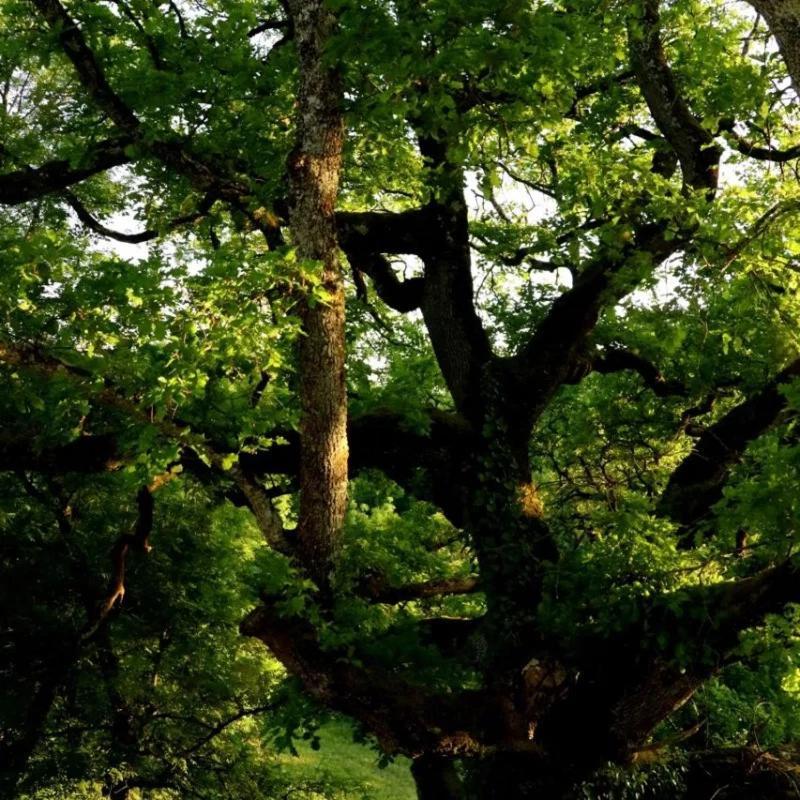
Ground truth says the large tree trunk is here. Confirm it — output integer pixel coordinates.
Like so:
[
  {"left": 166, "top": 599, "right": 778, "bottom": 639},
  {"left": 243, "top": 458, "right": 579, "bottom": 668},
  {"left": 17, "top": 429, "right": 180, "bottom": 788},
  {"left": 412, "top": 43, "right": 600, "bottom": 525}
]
[
  {"left": 0, "top": 651, "right": 72, "bottom": 796},
  {"left": 747, "top": 1, "right": 800, "bottom": 93},
  {"left": 412, "top": 754, "right": 465, "bottom": 800},
  {"left": 285, "top": 0, "right": 347, "bottom": 587},
  {"left": 412, "top": 753, "right": 581, "bottom": 800},
  {"left": 414, "top": 748, "right": 800, "bottom": 800}
]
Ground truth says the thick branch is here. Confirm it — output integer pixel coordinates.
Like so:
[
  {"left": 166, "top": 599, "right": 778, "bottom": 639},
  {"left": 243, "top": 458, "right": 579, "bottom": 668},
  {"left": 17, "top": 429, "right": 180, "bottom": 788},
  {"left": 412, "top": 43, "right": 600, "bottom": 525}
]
[
  {"left": 337, "top": 208, "right": 438, "bottom": 258},
  {"left": 360, "top": 575, "right": 480, "bottom": 604},
  {"left": 241, "top": 601, "right": 504, "bottom": 757},
  {"left": 722, "top": 126, "right": 800, "bottom": 162},
  {"left": 628, "top": 0, "right": 720, "bottom": 190},
  {"left": 337, "top": 208, "right": 435, "bottom": 311},
  {"left": 0, "top": 433, "right": 118, "bottom": 473},
  {"left": 84, "top": 486, "right": 155, "bottom": 637},
  {"left": 0, "top": 341, "right": 468, "bottom": 530},
  {"left": 348, "top": 252, "right": 424, "bottom": 312},
  {"left": 64, "top": 189, "right": 215, "bottom": 243},
  {"left": 239, "top": 409, "right": 473, "bottom": 528},
  {"left": 568, "top": 69, "right": 635, "bottom": 117},
  {"left": 31, "top": 0, "right": 141, "bottom": 132},
  {"left": 508, "top": 222, "right": 679, "bottom": 430},
  {"left": 412, "top": 140, "right": 493, "bottom": 418},
  {"left": 248, "top": 18, "right": 288, "bottom": 38},
  {"left": 592, "top": 346, "right": 687, "bottom": 397},
  {"left": 658, "top": 357, "right": 800, "bottom": 531},
  {"left": 706, "top": 559, "right": 800, "bottom": 642},
  {"left": 603, "top": 559, "right": 800, "bottom": 756},
  {"left": 0, "top": 138, "right": 132, "bottom": 205}
]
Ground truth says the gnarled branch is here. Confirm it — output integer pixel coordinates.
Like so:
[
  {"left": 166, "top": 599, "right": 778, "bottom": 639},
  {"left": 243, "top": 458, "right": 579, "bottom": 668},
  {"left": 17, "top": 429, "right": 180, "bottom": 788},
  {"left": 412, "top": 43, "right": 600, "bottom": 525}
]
[
  {"left": 31, "top": 0, "right": 251, "bottom": 203},
  {"left": 63, "top": 189, "right": 216, "bottom": 243},
  {"left": 627, "top": 0, "right": 720, "bottom": 191},
  {"left": 241, "top": 600, "right": 504, "bottom": 757},
  {"left": 507, "top": 221, "right": 680, "bottom": 431},
  {"left": 0, "top": 137, "right": 132, "bottom": 205},
  {"left": 592, "top": 346, "right": 687, "bottom": 397},
  {"left": 82, "top": 485, "right": 155, "bottom": 639},
  {"left": 658, "top": 357, "right": 800, "bottom": 534}
]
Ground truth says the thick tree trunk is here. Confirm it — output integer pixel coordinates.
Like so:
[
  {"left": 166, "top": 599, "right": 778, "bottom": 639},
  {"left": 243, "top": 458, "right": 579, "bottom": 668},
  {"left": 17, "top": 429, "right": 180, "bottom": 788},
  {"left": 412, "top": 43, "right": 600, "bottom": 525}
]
[
  {"left": 747, "top": 1, "right": 800, "bottom": 93},
  {"left": 415, "top": 748, "right": 800, "bottom": 800},
  {"left": 285, "top": 0, "right": 347, "bottom": 587},
  {"left": 461, "top": 403, "right": 559, "bottom": 675},
  {"left": 412, "top": 754, "right": 464, "bottom": 800},
  {"left": 416, "top": 753, "right": 579, "bottom": 800},
  {"left": 0, "top": 656, "right": 69, "bottom": 796}
]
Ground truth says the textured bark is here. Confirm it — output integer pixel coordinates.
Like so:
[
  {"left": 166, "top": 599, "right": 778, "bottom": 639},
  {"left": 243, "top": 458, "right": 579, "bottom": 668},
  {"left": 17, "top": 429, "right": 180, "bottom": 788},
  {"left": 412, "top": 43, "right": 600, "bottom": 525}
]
[
  {"left": 605, "top": 664, "right": 702, "bottom": 760},
  {"left": 418, "top": 198, "right": 492, "bottom": 420},
  {"left": 285, "top": 0, "right": 347, "bottom": 585},
  {"left": 748, "top": 0, "right": 800, "bottom": 93}
]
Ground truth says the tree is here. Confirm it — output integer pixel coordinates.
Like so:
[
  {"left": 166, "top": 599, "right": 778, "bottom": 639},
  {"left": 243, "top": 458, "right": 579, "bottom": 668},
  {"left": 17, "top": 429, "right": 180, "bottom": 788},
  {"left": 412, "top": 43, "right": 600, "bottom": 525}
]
[{"left": 3, "top": 0, "right": 800, "bottom": 797}]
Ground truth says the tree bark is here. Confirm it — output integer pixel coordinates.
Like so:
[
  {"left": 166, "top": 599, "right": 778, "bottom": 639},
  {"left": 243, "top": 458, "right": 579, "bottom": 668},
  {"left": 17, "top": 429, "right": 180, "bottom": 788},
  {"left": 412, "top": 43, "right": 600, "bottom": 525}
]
[
  {"left": 747, "top": 1, "right": 800, "bottom": 93},
  {"left": 412, "top": 754, "right": 465, "bottom": 800},
  {"left": 285, "top": 0, "right": 347, "bottom": 587}
]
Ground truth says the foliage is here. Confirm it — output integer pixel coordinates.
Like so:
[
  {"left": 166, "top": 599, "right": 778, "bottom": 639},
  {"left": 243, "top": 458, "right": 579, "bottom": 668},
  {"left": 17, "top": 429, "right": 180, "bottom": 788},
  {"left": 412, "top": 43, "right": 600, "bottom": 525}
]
[{"left": 3, "top": 0, "right": 800, "bottom": 798}]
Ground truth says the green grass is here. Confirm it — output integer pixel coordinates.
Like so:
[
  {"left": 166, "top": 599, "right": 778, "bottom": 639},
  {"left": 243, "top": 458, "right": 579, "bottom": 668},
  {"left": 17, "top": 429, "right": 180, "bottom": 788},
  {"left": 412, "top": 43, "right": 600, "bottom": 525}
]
[{"left": 271, "top": 719, "right": 416, "bottom": 800}]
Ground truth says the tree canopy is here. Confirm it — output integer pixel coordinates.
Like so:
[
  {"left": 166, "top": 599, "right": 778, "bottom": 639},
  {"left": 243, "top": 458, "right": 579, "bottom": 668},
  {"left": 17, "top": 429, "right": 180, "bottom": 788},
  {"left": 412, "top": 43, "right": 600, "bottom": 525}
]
[{"left": 3, "top": 0, "right": 800, "bottom": 798}]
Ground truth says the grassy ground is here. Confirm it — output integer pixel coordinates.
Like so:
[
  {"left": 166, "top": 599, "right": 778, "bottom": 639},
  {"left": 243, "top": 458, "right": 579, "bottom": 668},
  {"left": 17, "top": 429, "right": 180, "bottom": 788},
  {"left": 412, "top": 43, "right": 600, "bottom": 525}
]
[{"left": 272, "top": 719, "right": 416, "bottom": 800}]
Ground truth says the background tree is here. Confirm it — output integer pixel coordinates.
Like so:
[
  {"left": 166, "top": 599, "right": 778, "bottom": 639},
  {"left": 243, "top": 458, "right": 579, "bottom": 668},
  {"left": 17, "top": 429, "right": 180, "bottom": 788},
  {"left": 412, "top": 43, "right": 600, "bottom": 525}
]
[{"left": 3, "top": 0, "right": 800, "bottom": 798}]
